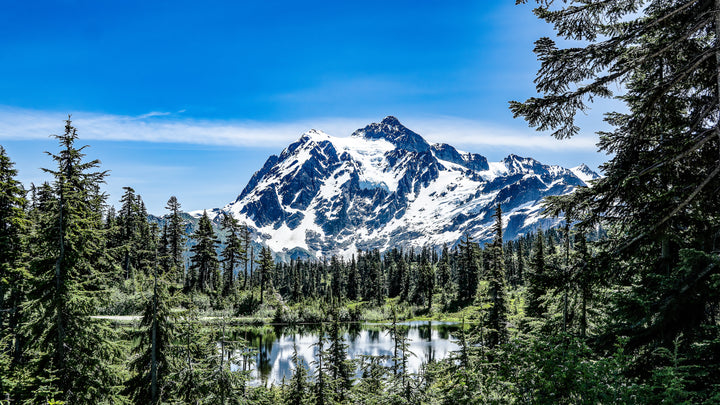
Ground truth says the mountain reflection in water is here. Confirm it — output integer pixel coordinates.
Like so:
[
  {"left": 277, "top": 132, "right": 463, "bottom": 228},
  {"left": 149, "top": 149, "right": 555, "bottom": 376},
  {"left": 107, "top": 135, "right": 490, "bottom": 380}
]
[{"left": 232, "top": 321, "right": 460, "bottom": 386}]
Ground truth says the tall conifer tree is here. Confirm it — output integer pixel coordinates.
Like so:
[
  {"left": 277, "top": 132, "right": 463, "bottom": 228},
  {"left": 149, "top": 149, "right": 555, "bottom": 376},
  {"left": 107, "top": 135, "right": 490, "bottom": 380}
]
[
  {"left": 124, "top": 259, "right": 174, "bottom": 404},
  {"left": 0, "top": 146, "right": 27, "bottom": 397},
  {"left": 525, "top": 230, "right": 547, "bottom": 322},
  {"left": 486, "top": 204, "right": 508, "bottom": 348},
  {"left": 24, "top": 118, "right": 120, "bottom": 403},
  {"left": 514, "top": 0, "right": 720, "bottom": 390},
  {"left": 220, "top": 213, "right": 244, "bottom": 297},
  {"left": 188, "top": 211, "right": 220, "bottom": 293},
  {"left": 165, "top": 196, "right": 186, "bottom": 283},
  {"left": 257, "top": 247, "right": 274, "bottom": 303},
  {"left": 457, "top": 234, "right": 479, "bottom": 303}
]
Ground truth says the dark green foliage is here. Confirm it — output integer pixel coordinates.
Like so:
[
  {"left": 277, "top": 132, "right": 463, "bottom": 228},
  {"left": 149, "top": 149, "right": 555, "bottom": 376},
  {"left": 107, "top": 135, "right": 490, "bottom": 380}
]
[
  {"left": 353, "top": 355, "right": 387, "bottom": 404},
  {"left": 387, "top": 309, "right": 412, "bottom": 402},
  {"left": 189, "top": 211, "right": 220, "bottom": 293},
  {"left": 241, "top": 224, "right": 252, "bottom": 290},
  {"left": 513, "top": 0, "right": 720, "bottom": 398},
  {"left": 286, "top": 343, "right": 311, "bottom": 405},
  {"left": 485, "top": 204, "right": 508, "bottom": 349},
  {"left": 220, "top": 213, "right": 245, "bottom": 297},
  {"left": 165, "top": 196, "right": 186, "bottom": 283},
  {"left": 124, "top": 271, "right": 175, "bottom": 404},
  {"left": 437, "top": 244, "right": 451, "bottom": 293},
  {"left": 525, "top": 230, "right": 546, "bottom": 324},
  {"left": 205, "top": 316, "right": 250, "bottom": 404},
  {"left": 325, "top": 315, "right": 352, "bottom": 402},
  {"left": 157, "top": 223, "right": 172, "bottom": 276},
  {"left": 346, "top": 256, "right": 359, "bottom": 301},
  {"left": 0, "top": 146, "right": 27, "bottom": 398},
  {"left": 257, "top": 246, "right": 274, "bottom": 303},
  {"left": 23, "top": 118, "right": 121, "bottom": 403},
  {"left": 456, "top": 234, "right": 479, "bottom": 303},
  {"left": 116, "top": 187, "right": 147, "bottom": 280},
  {"left": 171, "top": 309, "right": 209, "bottom": 403},
  {"left": 311, "top": 324, "right": 332, "bottom": 405},
  {"left": 329, "top": 256, "right": 344, "bottom": 302},
  {"left": 418, "top": 251, "right": 435, "bottom": 311}
]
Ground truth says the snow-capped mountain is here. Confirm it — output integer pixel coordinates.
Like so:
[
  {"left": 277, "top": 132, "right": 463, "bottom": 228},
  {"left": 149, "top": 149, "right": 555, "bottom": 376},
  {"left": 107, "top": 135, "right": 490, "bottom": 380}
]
[{"left": 193, "top": 116, "right": 599, "bottom": 258}]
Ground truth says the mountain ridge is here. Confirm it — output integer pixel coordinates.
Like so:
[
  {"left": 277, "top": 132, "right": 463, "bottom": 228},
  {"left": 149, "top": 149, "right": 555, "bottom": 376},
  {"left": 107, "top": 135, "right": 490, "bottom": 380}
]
[{"left": 190, "top": 117, "right": 600, "bottom": 258}]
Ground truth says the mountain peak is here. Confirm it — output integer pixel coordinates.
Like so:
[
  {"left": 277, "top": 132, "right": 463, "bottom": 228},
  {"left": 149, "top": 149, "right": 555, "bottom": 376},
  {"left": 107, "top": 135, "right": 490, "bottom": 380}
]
[
  {"left": 571, "top": 163, "right": 601, "bottom": 184},
  {"left": 301, "top": 128, "right": 331, "bottom": 141},
  {"left": 381, "top": 115, "right": 401, "bottom": 126},
  {"left": 352, "top": 116, "right": 430, "bottom": 153}
]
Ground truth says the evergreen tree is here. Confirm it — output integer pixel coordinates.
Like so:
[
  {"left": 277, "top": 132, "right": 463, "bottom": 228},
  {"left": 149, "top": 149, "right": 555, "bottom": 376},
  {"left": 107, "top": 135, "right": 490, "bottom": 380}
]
[
  {"left": 515, "top": 240, "right": 525, "bottom": 286},
  {"left": 24, "top": 118, "right": 121, "bottom": 403},
  {"left": 241, "top": 224, "right": 251, "bottom": 290},
  {"left": 157, "top": 223, "right": 172, "bottom": 276},
  {"left": 257, "top": 247, "right": 274, "bottom": 304},
  {"left": 485, "top": 204, "right": 508, "bottom": 349},
  {"left": 134, "top": 198, "right": 154, "bottom": 276},
  {"left": 220, "top": 213, "right": 244, "bottom": 297},
  {"left": 286, "top": 342, "right": 311, "bottom": 405},
  {"left": 574, "top": 232, "right": 593, "bottom": 338},
  {"left": 525, "top": 230, "right": 547, "bottom": 322},
  {"left": 325, "top": 315, "right": 352, "bottom": 402},
  {"left": 114, "top": 188, "right": 153, "bottom": 283},
  {"left": 387, "top": 309, "right": 412, "bottom": 401},
  {"left": 369, "top": 259, "right": 383, "bottom": 305},
  {"left": 353, "top": 355, "right": 387, "bottom": 403},
  {"left": 437, "top": 244, "right": 451, "bottom": 292},
  {"left": 312, "top": 324, "right": 332, "bottom": 405},
  {"left": 118, "top": 186, "right": 139, "bottom": 280},
  {"left": 513, "top": 0, "right": 720, "bottom": 392},
  {"left": 188, "top": 211, "right": 220, "bottom": 293},
  {"left": 124, "top": 266, "right": 175, "bottom": 404},
  {"left": 457, "top": 234, "right": 479, "bottom": 303},
  {"left": 0, "top": 146, "right": 27, "bottom": 398},
  {"left": 399, "top": 253, "right": 410, "bottom": 302},
  {"left": 419, "top": 251, "right": 435, "bottom": 311},
  {"left": 205, "top": 316, "right": 248, "bottom": 404},
  {"left": 346, "top": 255, "right": 359, "bottom": 301},
  {"left": 329, "top": 256, "right": 344, "bottom": 302},
  {"left": 165, "top": 196, "right": 186, "bottom": 283},
  {"left": 171, "top": 308, "right": 208, "bottom": 403}
]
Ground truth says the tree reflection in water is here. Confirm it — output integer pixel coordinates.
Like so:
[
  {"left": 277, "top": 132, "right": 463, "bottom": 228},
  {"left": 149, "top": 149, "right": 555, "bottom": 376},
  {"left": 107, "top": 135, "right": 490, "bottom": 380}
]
[{"left": 230, "top": 321, "right": 459, "bottom": 386}]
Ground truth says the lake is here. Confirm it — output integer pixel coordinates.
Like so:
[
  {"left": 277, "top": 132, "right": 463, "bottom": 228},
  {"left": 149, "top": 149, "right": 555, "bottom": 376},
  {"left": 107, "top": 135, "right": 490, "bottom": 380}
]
[{"left": 231, "top": 321, "right": 461, "bottom": 386}]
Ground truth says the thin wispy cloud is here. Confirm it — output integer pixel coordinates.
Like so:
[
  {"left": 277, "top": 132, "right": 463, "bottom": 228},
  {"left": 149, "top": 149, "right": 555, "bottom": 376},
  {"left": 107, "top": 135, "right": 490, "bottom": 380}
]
[
  {"left": 0, "top": 106, "right": 597, "bottom": 151},
  {"left": 136, "top": 111, "right": 173, "bottom": 119}
]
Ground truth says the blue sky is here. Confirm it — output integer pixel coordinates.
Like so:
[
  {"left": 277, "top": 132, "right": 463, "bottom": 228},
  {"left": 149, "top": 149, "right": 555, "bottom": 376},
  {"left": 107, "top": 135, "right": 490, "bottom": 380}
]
[{"left": 0, "top": 0, "right": 614, "bottom": 214}]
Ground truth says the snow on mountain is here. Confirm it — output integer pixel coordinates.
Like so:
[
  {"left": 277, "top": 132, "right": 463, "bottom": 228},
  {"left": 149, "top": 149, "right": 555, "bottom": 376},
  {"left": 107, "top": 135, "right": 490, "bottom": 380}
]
[
  {"left": 571, "top": 163, "right": 602, "bottom": 185},
  {"left": 197, "top": 116, "right": 600, "bottom": 258}
]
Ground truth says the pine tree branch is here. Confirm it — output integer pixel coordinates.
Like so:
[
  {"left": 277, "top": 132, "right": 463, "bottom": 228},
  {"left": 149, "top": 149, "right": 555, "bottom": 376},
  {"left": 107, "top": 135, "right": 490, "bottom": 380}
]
[
  {"left": 617, "top": 157, "right": 720, "bottom": 253},
  {"left": 515, "top": 1, "right": 714, "bottom": 139},
  {"left": 634, "top": 128, "right": 717, "bottom": 179},
  {"left": 627, "top": 259, "right": 718, "bottom": 332}
]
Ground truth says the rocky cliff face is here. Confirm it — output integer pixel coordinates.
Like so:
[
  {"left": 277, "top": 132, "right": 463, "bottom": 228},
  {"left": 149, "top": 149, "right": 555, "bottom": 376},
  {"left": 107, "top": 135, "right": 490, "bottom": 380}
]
[{"left": 192, "top": 116, "right": 600, "bottom": 258}]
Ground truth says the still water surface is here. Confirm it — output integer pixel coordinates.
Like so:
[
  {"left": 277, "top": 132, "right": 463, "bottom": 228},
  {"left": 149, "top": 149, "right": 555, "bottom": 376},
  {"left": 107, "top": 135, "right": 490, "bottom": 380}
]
[{"left": 233, "top": 321, "right": 460, "bottom": 386}]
